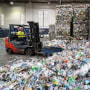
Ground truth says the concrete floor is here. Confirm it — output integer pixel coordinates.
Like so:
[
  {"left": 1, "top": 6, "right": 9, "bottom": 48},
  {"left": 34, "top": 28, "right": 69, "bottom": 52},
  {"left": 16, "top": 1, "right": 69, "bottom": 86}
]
[
  {"left": 0, "top": 37, "right": 49, "bottom": 66},
  {"left": 0, "top": 38, "right": 9, "bottom": 66}
]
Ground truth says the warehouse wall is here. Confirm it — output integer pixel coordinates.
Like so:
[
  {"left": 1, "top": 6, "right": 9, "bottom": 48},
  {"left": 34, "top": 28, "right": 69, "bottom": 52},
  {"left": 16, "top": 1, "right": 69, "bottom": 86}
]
[
  {"left": 26, "top": 3, "right": 56, "bottom": 27},
  {"left": 0, "top": 3, "right": 56, "bottom": 28},
  {"left": 0, "top": 3, "right": 25, "bottom": 28},
  {"left": 0, "top": 3, "right": 90, "bottom": 28}
]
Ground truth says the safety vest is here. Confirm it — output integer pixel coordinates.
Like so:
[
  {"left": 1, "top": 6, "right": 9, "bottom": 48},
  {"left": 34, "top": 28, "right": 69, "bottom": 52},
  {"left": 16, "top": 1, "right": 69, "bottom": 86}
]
[{"left": 17, "top": 31, "right": 25, "bottom": 38}]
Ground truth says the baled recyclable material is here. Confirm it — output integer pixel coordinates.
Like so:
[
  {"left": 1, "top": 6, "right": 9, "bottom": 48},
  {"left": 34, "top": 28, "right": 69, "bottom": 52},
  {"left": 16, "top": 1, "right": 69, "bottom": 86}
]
[
  {"left": 73, "top": 5, "right": 88, "bottom": 40},
  {"left": 73, "top": 5, "right": 88, "bottom": 22},
  {"left": 56, "top": 5, "right": 73, "bottom": 22},
  {"left": 56, "top": 5, "right": 73, "bottom": 39}
]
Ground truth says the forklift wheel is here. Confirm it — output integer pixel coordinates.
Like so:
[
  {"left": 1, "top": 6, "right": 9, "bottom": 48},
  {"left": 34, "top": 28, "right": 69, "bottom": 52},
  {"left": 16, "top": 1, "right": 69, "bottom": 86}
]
[
  {"left": 6, "top": 48, "right": 13, "bottom": 54},
  {"left": 25, "top": 48, "right": 33, "bottom": 56}
]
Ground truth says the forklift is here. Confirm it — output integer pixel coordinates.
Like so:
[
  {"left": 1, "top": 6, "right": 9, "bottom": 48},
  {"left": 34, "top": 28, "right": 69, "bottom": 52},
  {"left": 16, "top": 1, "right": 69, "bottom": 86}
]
[{"left": 5, "top": 21, "right": 42, "bottom": 56}]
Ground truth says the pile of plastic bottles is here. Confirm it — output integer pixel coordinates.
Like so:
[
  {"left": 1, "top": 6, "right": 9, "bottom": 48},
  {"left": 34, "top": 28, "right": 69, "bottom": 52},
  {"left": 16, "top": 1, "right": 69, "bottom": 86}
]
[
  {"left": 0, "top": 40, "right": 90, "bottom": 90},
  {"left": 43, "top": 39, "right": 67, "bottom": 49}
]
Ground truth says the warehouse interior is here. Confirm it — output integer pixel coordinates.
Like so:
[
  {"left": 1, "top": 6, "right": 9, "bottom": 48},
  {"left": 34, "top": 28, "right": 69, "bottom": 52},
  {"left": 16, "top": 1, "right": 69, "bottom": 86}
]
[{"left": 0, "top": 0, "right": 90, "bottom": 89}]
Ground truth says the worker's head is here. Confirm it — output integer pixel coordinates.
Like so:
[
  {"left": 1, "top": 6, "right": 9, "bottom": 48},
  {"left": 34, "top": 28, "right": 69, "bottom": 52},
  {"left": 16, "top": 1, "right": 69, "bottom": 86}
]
[{"left": 18, "top": 27, "right": 23, "bottom": 31}]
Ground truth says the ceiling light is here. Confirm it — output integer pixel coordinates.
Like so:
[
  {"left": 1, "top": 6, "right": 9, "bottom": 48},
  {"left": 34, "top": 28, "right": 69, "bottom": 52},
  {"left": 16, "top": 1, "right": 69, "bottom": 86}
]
[{"left": 10, "top": 1, "right": 14, "bottom": 5}]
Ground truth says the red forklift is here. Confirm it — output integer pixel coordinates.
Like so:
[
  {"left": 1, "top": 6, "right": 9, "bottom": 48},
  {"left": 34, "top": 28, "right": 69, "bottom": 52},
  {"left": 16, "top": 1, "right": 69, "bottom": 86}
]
[{"left": 5, "top": 21, "right": 42, "bottom": 56}]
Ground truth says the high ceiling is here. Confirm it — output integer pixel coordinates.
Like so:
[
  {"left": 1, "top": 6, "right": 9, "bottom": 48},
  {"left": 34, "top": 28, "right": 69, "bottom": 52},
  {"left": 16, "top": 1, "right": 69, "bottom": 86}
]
[{"left": 0, "top": 0, "right": 90, "bottom": 3}]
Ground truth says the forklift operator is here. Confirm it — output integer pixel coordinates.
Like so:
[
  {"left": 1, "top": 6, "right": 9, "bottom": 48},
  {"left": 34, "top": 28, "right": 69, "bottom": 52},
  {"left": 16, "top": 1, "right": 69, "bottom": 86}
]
[{"left": 17, "top": 27, "right": 26, "bottom": 43}]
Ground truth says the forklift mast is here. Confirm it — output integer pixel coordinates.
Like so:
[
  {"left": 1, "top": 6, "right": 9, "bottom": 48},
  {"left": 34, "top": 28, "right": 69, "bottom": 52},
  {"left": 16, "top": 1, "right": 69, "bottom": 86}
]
[
  {"left": 27, "top": 21, "right": 40, "bottom": 43},
  {"left": 27, "top": 21, "right": 42, "bottom": 52}
]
